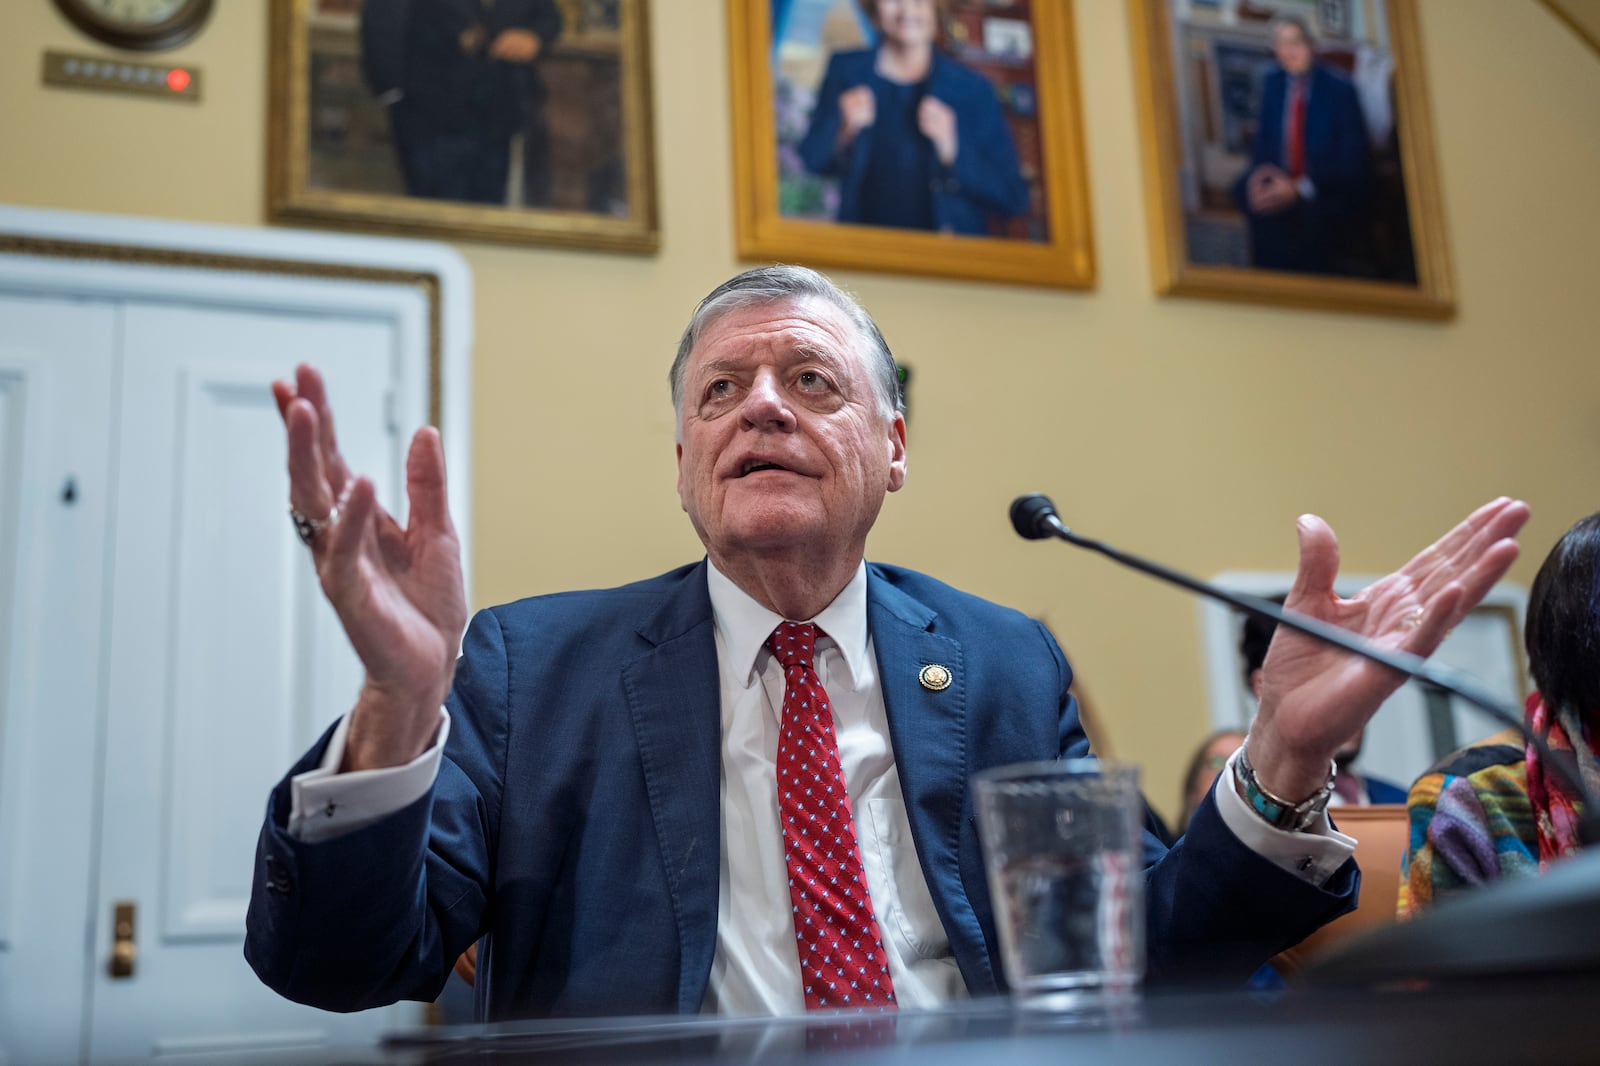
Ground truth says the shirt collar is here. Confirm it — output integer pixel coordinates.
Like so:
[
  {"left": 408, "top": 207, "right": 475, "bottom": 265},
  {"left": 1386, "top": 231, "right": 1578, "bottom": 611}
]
[{"left": 706, "top": 558, "right": 871, "bottom": 693}]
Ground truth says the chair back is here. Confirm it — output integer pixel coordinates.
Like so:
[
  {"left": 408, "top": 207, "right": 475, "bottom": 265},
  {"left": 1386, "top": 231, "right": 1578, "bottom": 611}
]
[{"left": 1272, "top": 804, "right": 1409, "bottom": 977}]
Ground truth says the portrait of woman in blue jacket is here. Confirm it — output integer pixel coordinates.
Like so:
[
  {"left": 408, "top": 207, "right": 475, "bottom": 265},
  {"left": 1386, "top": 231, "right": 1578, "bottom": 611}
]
[{"left": 795, "top": 0, "right": 1030, "bottom": 236}]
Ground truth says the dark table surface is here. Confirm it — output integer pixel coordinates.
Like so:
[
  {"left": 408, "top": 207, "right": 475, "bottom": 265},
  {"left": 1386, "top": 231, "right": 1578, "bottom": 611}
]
[{"left": 355, "top": 975, "right": 1599, "bottom": 1066}]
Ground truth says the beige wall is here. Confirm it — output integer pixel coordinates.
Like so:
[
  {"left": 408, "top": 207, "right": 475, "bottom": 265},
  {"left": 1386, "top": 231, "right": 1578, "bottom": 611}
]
[{"left": 2, "top": 2, "right": 1596, "bottom": 823}]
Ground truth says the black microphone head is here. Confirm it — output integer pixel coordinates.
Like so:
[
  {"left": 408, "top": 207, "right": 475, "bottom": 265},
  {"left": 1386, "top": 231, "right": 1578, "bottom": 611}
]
[{"left": 1010, "top": 494, "right": 1061, "bottom": 540}]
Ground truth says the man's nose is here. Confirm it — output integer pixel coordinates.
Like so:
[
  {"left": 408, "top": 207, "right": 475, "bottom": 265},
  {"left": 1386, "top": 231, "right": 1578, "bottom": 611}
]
[{"left": 740, "top": 370, "right": 796, "bottom": 431}]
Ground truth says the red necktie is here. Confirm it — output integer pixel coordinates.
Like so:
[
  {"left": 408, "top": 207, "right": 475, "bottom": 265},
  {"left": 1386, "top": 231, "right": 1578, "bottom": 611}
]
[
  {"left": 768, "top": 621, "right": 897, "bottom": 1011},
  {"left": 1286, "top": 79, "right": 1306, "bottom": 179}
]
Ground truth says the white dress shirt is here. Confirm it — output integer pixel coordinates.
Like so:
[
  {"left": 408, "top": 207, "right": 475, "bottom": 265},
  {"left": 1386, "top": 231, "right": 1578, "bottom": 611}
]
[
  {"left": 699, "top": 560, "right": 963, "bottom": 1012},
  {"left": 289, "top": 561, "right": 1355, "bottom": 1007}
]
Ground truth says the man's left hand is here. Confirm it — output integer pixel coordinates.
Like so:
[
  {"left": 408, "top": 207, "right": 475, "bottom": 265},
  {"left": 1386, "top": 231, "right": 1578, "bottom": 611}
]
[
  {"left": 489, "top": 29, "right": 544, "bottom": 63},
  {"left": 1247, "top": 497, "right": 1529, "bottom": 805}
]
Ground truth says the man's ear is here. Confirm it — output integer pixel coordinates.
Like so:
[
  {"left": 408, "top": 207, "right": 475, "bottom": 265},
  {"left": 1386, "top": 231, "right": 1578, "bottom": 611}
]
[
  {"left": 675, "top": 443, "right": 688, "bottom": 512},
  {"left": 886, "top": 413, "right": 908, "bottom": 493}
]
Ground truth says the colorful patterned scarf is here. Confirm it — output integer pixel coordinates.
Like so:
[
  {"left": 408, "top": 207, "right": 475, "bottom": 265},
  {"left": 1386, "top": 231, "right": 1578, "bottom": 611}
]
[{"left": 1523, "top": 690, "right": 1600, "bottom": 866}]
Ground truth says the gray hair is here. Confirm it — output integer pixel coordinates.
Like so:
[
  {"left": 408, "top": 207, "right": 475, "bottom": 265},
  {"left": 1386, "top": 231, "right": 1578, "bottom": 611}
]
[
  {"left": 1269, "top": 13, "right": 1316, "bottom": 49},
  {"left": 669, "top": 266, "right": 902, "bottom": 430}
]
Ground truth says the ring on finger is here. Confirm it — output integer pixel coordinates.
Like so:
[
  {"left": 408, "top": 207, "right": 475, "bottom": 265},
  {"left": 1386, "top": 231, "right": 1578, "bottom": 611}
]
[
  {"left": 1400, "top": 605, "right": 1425, "bottom": 630},
  {"left": 289, "top": 504, "right": 338, "bottom": 547}
]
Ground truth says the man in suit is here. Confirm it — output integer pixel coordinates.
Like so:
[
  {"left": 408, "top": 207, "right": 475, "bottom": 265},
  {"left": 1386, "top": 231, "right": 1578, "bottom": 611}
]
[
  {"left": 247, "top": 266, "right": 1526, "bottom": 1018},
  {"left": 360, "top": 0, "right": 563, "bottom": 204},
  {"left": 1232, "top": 15, "right": 1372, "bottom": 274}
]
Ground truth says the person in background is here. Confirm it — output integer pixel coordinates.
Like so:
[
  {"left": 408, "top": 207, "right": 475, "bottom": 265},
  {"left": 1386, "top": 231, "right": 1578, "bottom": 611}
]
[
  {"left": 796, "top": 0, "right": 1028, "bottom": 235},
  {"left": 1232, "top": 14, "right": 1371, "bottom": 274},
  {"left": 360, "top": 0, "right": 563, "bottom": 204},
  {"left": 1401, "top": 512, "right": 1600, "bottom": 915},
  {"left": 1241, "top": 604, "right": 1408, "bottom": 806},
  {"left": 1178, "top": 729, "right": 1249, "bottom": 837}
]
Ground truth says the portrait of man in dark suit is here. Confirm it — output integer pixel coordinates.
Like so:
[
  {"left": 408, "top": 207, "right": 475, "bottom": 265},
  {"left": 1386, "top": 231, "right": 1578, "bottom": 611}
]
[
  {"left": 283, "top": 0, "right": 657, "bottom": 251},
  {"left": 359, "top": 0, "right": 564, "bottom": 205},
  {"left": 1231, "top": 13, "right": 1372, "bottom": 275},
  {"left": 1153, "top": 0, "right": 1435, "bottom": 295}
]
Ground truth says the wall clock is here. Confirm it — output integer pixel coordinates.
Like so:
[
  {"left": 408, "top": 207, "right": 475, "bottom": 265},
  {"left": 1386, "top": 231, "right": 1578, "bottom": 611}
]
[{"left": 53, "top": 0, "right": 214, "bottom": 52}]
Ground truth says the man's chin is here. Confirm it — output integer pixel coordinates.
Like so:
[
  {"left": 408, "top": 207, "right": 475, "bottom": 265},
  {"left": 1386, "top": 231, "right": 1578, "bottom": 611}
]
[
  {"left": 722, "top": 524, "right": 823, "bottom": 553},
  {"left": 711, "top": 511, "right": 831, "bottom": 555}
]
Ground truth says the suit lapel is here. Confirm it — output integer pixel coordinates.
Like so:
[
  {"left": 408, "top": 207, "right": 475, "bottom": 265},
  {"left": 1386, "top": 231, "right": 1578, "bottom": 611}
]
[
  {"left": 866, "top": 567, "right": 997, "bottom": 995},
  {"left": 621, "top": 561, "right": 723, "bottom": 1013}
]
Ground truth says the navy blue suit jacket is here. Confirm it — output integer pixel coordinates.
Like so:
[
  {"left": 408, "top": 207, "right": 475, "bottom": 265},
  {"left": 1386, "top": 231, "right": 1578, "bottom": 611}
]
[
  {"left": 246, "top": 562, "right": 1356, "bottom": 1019},
  {"left": 796, "top": 49, "right": 1028, "bottom": 235},
  {"left": 1232, "top": 64, "right": 1370, "bottom": 272}
]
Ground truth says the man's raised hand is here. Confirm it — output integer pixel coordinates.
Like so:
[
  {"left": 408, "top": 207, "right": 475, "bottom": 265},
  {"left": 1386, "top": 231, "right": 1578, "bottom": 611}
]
[
  {"left": 274, "top": 364, "right": 468, "bottom": 771},
  {"left": 1247, "top": 497, "right": 1529, "bottom": 803}
]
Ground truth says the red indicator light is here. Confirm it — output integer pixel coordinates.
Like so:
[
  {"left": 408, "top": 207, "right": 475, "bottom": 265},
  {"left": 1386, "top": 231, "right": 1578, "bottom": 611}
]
[{"left": 166, "top": 68, "right": 191, "bottom": 92}]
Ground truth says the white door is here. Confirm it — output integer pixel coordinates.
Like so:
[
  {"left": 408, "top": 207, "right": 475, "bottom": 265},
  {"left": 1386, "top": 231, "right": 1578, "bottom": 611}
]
[
  {"left": 88, "top": 302, "right": 408, "bottom": 1060},
  {"left": 0, "top": 293, "right": 119, "bottom": 1066},
  {"left": 0, "top": 293, "right": 423, "bottom": 1063}
]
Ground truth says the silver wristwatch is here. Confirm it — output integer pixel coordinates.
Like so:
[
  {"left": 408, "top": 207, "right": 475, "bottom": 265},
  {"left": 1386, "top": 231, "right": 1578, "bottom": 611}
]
[{"left": 1233, "top": 739, "right": 1336, "bottom": 833}]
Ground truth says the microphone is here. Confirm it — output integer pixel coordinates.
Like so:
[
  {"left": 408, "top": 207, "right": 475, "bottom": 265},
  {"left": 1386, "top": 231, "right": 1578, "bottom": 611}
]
[
  {"left": 1011, "top": 491, "right": 1600, "bottom": 985},
  {"left": 1009, "top": 493, "right": 1065, "bottom": 540}
]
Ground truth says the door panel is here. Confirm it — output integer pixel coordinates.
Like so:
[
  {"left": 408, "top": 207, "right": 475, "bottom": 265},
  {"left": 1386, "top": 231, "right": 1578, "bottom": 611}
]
[
  {"left": 160, "top": 373, "right": 323, "bottom": 942},
  {"left": 87, "top": 303, "right": 410, "bottom": 1060},
  {"left": 0, "top": 294, "right": 118, "bottom": 1066}
]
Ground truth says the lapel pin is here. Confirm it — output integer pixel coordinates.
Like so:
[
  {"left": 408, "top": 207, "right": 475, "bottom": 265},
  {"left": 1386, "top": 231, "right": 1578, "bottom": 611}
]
[{"left": 918, "top": 664, "right": 952, "bottom": 692}]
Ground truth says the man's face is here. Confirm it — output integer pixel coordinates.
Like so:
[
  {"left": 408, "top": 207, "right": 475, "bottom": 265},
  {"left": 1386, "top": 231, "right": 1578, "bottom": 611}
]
[
  {"left": 1272, "top": 23, "right": 1313, "bottom": 76},
  {"left": 675, "top": 297, "right": 907, "bottom": 567}
]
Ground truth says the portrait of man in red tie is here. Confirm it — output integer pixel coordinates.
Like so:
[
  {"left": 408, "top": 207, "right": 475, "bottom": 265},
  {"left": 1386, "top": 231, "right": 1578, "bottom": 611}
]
[{"left": 1231, "top": 14, "right": 1373, "bottom": 275}]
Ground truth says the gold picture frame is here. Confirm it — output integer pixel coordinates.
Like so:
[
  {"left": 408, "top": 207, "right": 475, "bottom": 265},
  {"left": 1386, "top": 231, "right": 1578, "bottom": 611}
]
[
  {"left": 728, "top": 0, "right": 1094, "bottom": 289},
  {"left": 267, "top": 0, "right": 658, "bottom": 253},
  {"left": 1130, "top": 0, "right": 1453, "bottom": 317}
]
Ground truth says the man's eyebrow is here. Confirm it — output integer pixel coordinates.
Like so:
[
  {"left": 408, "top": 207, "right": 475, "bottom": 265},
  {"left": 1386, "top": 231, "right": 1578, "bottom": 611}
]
[
  {"left": 790, "top": 341, "right": 844, "bottom": 365},
  {"left": 694, "top": 345, "right": 845, "bottom": 378},
  {"left": 694, "top": 357, "right": 741, "bottom": 377}
]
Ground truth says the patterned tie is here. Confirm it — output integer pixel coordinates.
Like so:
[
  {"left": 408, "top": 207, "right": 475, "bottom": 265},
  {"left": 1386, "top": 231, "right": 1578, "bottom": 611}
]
[{"left": 768, "top": 621, "right": 897, "bottom": 1011}]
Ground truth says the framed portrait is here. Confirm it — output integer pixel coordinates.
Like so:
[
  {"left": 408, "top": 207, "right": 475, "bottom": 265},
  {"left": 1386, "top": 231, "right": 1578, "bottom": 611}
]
[
  {"left": 729, "top": 0, "right": 1095, "bottom": 289},
  {"left": 1130, "top": 0, "right": 1453, "bottom": 317},
  {"left": 268, "top": 0, "right": 658, "bottom": 253}
]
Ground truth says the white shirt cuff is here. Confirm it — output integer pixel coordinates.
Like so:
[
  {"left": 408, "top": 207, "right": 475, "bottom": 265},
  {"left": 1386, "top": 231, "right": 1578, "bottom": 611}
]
[
  {"left": 1295, "top": 175, "right": 1317, "bottom": 200},
  {"left": 1212, "top": 747, "right": 1355, "bottom": 886},
  {"left": 287, "top": 708, "right": 450, "bottom": 844}
]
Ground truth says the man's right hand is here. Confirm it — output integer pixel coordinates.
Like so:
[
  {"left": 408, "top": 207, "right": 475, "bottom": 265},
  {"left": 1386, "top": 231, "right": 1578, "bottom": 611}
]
[
  {"left": 273, "top": 365, "right": 468, "bottom": 772},
  {"left": 488, "top": 28, "right": 543, "bottom": 63}
]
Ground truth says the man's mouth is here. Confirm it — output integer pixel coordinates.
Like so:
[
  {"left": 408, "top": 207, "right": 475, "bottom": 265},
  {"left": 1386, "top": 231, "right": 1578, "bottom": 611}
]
[{"left": 739, "top": 460, "right": 791, "bottom": 477}]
